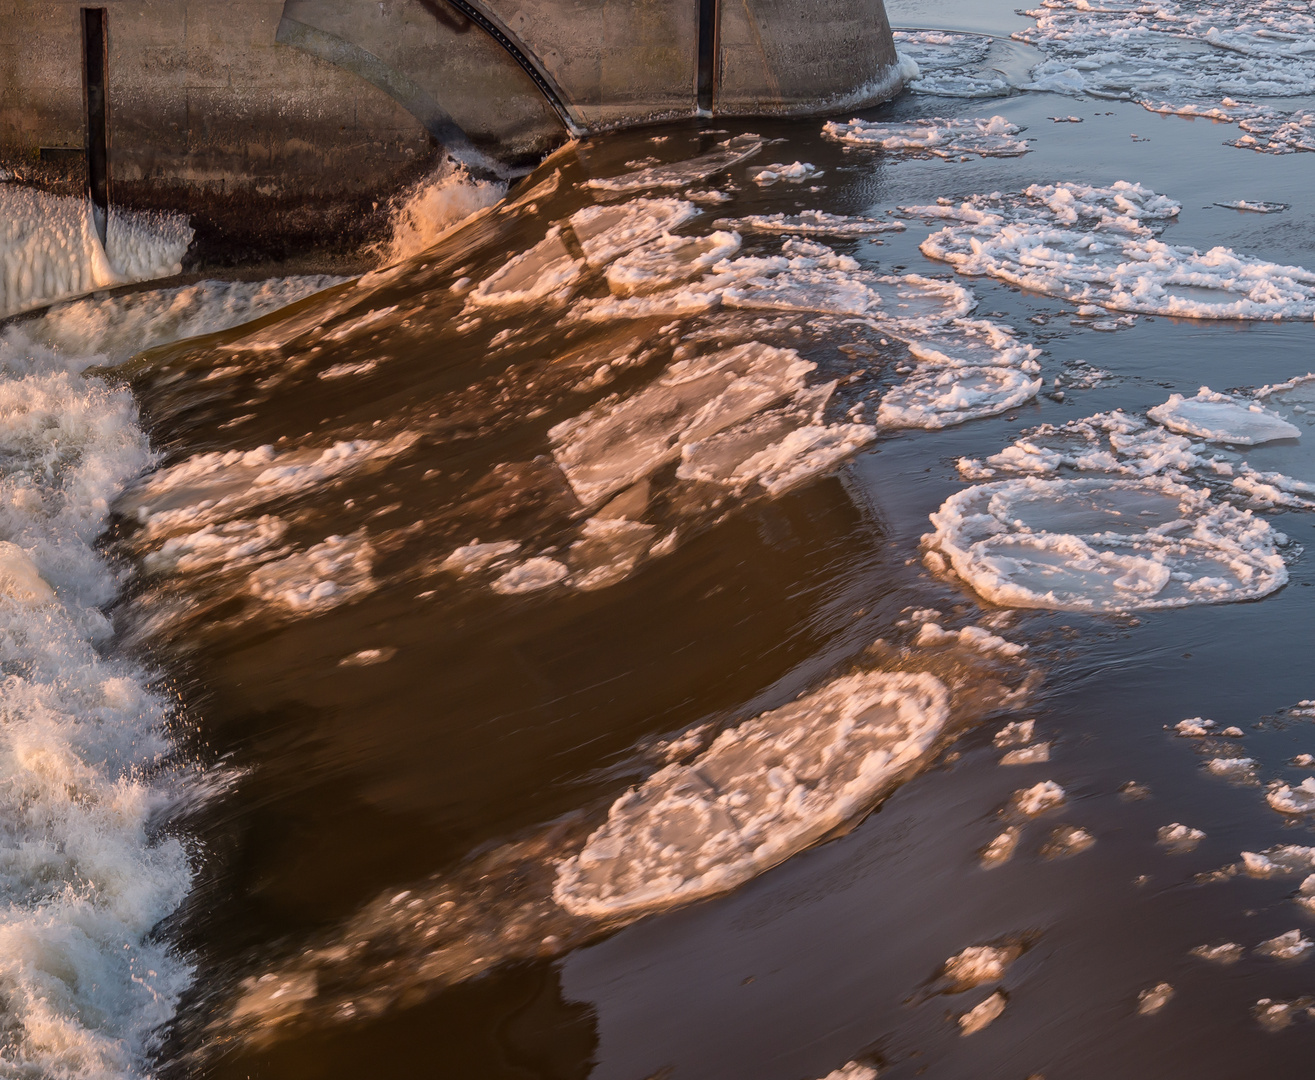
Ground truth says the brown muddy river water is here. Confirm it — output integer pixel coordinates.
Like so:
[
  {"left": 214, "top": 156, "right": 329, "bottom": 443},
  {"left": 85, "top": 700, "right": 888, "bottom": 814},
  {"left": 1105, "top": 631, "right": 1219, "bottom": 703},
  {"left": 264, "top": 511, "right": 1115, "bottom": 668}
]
[{"left": 4, "top": 2, "right": 1315, "bottom": 1078}]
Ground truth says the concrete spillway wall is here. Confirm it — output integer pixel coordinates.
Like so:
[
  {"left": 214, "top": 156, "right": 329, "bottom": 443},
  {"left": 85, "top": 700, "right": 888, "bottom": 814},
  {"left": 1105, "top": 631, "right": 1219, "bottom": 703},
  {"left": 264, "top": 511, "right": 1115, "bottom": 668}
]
[{"left": 1, "top": 0, "right": 904, "bottom": 255}]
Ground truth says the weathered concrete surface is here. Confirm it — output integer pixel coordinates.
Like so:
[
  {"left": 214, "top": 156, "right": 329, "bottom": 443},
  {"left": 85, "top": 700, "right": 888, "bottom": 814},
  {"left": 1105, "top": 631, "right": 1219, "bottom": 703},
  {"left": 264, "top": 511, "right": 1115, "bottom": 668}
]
[
  {"left": 1, "top": 0, "right": 907, "bottom": 257},
  {"left": 717, "top": 0, "right": 901, "bottom": 115}
]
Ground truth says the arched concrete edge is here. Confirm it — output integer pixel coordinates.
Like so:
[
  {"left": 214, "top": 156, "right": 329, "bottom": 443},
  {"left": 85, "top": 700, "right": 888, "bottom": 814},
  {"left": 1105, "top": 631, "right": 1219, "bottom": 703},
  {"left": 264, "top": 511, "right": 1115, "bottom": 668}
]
[{"left": 275, "top": 16, "right": 477, "bottom": 149}]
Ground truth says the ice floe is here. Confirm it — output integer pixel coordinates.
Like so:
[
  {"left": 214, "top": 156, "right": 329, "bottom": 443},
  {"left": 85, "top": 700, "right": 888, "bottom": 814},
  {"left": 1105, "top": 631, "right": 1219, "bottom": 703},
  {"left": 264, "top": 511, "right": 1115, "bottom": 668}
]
[
  {"left": 1000, "top": 742, "right": 1050, "bottom": 765},
  {"left": 713, "top": 210, "right": 906, "bottom": 237},
  {"left": 1191, "top": 942, "right": 1244, "bottom": 965},
  {"left": 553, "top": 670, "right": 950, "bottom": 917},
  {"left": 1147, "top": 388, "right": 1300, "bottom": 445},
  {"left": 1157, "top": 823, "right": 1206, "bottom": 853},
  {"left": 892, "top": 30, "right": 1010, "bottom": 99},
  {"left": 959, "top": 991, "right": 1007, "bottom": 1034},
  {"left": 585, "top": 135, "right": 763, "bottom": 193},
  {"left": 905, "top": 181, "right": 1315, "bottom": 319},
  {"left": 1013, "top": 780, "right": 1066, "bottom": 816},
  {"left": 1215, "top": 200, "right": 1290, "bottom": 214},
  {"left": 1041, "top": 824, "right": 1094, "bottom": 858},
  {"left": 927, "top": 476, "right": 1288, "bottom": 612},
  {"left": 941, "top": 943, "right": 1022, "bottom": 991},
  {"left": 1015, "top": 0, "right": 1315, "bottom": 155},
  {"left": 981, "top": 826, "right": 1021, "bottom": 867},
  {"left": 823, "top": 116, "right": 1029, "bottom": 158},
  {"left": 1255, "top": 931, "right": 1314, "bottom": 960},
  {"left": 465, "top": 225, "right": 584, "bottom": 309},
  {"left": 605, "top": 231, "right": 741, "bottom": 296},
  {"left": 1266, "top": 778, "right": 1315, "bottom": 815},
  {"left": 1137, "top": 983, "right": 1174, "bottom": 1016},
  {"left": 750, "top": 162, "right": 823, "bottom": 185},
  {"left": 994, "top": 719, "right": 1035, "bottom": 747}
]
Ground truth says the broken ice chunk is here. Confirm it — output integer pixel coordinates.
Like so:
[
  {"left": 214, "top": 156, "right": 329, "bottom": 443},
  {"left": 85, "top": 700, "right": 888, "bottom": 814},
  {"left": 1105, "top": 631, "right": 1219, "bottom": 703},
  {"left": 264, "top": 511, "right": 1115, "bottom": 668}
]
[
  {"left": 1157, "top": 823, "right": 1206, "bottom": 853},
  {"left": 959, "top": 991, "right": 1007, "bottom": 1035},
  {"left": 1255, "top": 931, "right": 1314, "bottom": 960},
  {"left": 1000, "top": 742, "right": 1051, "bottom": 766},
  {"left": 1267, "top": 778, "right": 1315, "bottom": 815},
  {"left": 1137, "top": 983, "right": 1174, "bottom": 1015},
  {"left": 1190, "top": 942, "right": 1244, "bottom": 965},
  {"left": 1013, "top": 781, "right": 1066, "bottom": 816},
  {"left": 981, "top": 826, "right": 1020, "bottom": 868},
  {"left": 994, "top": 719, "right": 1035, "bottom": 747},
  {"left": 491, "top": 556, "right": 570, "bottom": 594},
  {"left": 941, "top": 943, "right": 1023, "bottom": 991},
  {"left": 1041, "top": 824, "right": 1094, "bottom": 859}
]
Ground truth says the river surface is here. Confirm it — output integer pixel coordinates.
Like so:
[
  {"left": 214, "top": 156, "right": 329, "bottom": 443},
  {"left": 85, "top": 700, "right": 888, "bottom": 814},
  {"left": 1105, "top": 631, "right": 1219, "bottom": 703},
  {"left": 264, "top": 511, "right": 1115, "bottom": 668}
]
[{"left": 4, "top": 1, "right": 1315, "bottom": 1078}]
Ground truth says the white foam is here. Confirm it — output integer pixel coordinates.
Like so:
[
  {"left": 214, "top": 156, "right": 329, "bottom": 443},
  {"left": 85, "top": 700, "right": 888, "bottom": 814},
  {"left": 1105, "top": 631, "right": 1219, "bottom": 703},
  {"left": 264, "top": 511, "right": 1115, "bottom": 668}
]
[
  {"left": 553, "top": 671, "right": 950, "bottom": 917},
  {"left": 1, "top": 185, "right": 193, "bottom": 317},
  {"left": 928, "top": 476, "right": 1288, "bottom": 611},
  {"left": 0, "top": 315, "right": 199, "bottom": 1076},
  {"left": 823, "top": 116, "right": 1029, "bottom": 158},
  {"left": 585, "top": 135, "right": 763, "bottom": 192},
  {"left": 1148, "top": 387, "right": 1301, "bottom": 445},
  {"left": 908, "top": 181, "right": 1315, "bottom": 320},
  {"left": 372, "top": 160, "right": 505, "bottom": 265}
]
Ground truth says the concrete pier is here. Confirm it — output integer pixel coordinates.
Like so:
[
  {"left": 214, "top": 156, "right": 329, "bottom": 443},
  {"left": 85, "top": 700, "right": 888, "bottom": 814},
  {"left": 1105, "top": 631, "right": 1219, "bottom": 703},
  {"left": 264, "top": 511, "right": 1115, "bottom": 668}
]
[{"left": 1, "top": 0, "right": 906, "bottom": 256}]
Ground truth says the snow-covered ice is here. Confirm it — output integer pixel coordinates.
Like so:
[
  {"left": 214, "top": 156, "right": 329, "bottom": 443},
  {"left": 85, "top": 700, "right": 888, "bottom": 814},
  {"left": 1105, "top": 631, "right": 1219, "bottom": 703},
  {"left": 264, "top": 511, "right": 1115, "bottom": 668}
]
[
  {"left": 1148, "top": 388, "right": 1301, "bottom": 445},
  {"left": 1255, "top": 931, "right": 1314, "bottom": 960},
  {"left": 892, "top": 31, "right": 1009, "bottom": 99},
  {"left": 586, "top": 135, "right": 763, "bottom": 192},
  {"left": 1013, "top": 780, "right": 1066, "bottom": 816},
  {"left": 1267, "top": 778, "right": 1315, "bottom": 815},
  {"left": 553, "top": 671, "right": 950, "bottom": 917},
  {"left": 1138, "top": 983, "right": 1174, "bottom": 1016},
  {"left": 959, "top": 991, "right": 1007, "bottom": 1034},
  {"left": 1157, "top": 823, "right": 1206, "bottom": 853},
  {"left": 906, "top": 181, "right": 1315, "bottom": 320},
  {"left": 713, "top": 211, "right": 905, "bottom": 237},
  {"left": 927, "top": 476, "right": 1287, "bottom": 612},
  {"left": 823, "top": 116, "right": 1029, "bottom": 158}
]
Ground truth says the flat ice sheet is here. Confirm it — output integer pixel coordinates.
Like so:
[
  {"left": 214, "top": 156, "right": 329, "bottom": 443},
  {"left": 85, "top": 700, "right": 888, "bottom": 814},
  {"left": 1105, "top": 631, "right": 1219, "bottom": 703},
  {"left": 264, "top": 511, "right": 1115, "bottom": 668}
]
[
  {"left": 929, "top": 476, "right": 1287, "bottom": 611},
  {"left": 1148, "top": 387, "right": 1301, "bottom": 445},
  {"left": 906, "top": 181, "right": 1315, "bottom": 320},
  {"left": 893, "top": 30, "right": 1010, "bottom": 99},
  {"left": 585, "top": 136, "right": 763, "bottom": 193},
  {"left": 823, "top": 116, "right": 1029, "bottom": 158},
  {"left": 553, "top": 670, "right": 950, "bottom": 917}
]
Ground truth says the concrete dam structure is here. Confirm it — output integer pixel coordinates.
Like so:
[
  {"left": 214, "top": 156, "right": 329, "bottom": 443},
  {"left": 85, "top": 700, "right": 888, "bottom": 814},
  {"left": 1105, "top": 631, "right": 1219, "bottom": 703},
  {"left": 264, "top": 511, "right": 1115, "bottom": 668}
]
[{"left": 1, "top": 0, "right": 905, "bottom": 254}]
